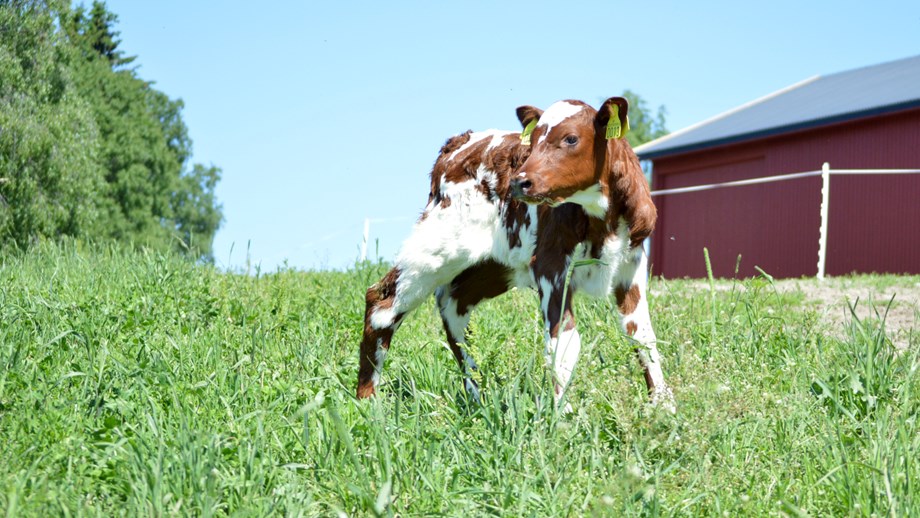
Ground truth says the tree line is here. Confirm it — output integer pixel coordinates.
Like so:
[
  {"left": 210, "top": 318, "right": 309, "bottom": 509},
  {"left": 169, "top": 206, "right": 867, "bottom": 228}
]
[{"left": 0, "top": 0, "right": 222, "bottom": 259}]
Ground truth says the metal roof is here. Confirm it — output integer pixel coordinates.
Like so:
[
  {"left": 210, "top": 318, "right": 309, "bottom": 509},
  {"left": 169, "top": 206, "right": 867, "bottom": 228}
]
[{"left": 635, "top": 54, "right": 920, "bottom": 159}]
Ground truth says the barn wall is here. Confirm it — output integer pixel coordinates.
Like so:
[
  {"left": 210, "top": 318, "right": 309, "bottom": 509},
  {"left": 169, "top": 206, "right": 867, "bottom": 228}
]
[{"left": 649, "top": 107, "right": 920, "bottom": 278}]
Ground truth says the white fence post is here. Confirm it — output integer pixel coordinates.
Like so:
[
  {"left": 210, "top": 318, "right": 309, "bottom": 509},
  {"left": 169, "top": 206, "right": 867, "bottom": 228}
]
[
  {"left": 361, "top": 218, "right": 370, "bottom": 262},
  {"left": 816, "top": 162, "right": 830, "bottom": 280}
]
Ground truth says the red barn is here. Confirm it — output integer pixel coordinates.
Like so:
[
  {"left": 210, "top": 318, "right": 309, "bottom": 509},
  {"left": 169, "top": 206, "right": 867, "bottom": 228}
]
[{"left": 636, "top": 55, "right": 920, "bottom": 279}]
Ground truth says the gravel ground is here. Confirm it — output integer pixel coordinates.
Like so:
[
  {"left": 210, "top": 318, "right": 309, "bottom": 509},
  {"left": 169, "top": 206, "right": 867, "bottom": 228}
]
[
  {"left": 774, "top": 277, "right": 920, "bottom": 350},
  {"left": 673, "top": 276, "right": 919, "bottom": 350}
]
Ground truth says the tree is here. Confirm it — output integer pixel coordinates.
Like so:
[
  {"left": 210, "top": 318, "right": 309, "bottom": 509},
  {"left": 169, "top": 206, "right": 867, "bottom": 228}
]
[
  {"left": 618, "top": 89, "right": 668, "bottom": 148},
  {"left": 63, "top": 0, "right": 134, "bottom": 68},
  {"left": 0, "top": 0, "right": 106, "bottom": 248},
  {"left": 63, "top": 1, "right": 223, "bottom": 258},
  {"left": 1, "top": 0, "right": 223, "bottom": 258},
  {"left": 172, "top": 164, "right": 223, "bottom": 260}
]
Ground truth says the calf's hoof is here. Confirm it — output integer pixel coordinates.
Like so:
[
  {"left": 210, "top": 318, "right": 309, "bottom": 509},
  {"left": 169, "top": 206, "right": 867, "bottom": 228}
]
[
  {"left": 356, "top": 382, "right": 376, "bottom": 399},
  {"left": 650, "top": 386, "right": 676, "bottom": 414},
  {"left": 463, "top": 378, "right": 481, "bottom": 403}
]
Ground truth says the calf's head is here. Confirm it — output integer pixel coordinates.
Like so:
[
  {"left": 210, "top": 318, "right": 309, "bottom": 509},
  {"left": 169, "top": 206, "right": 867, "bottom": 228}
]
[{"left": 510, "top": 97, "right": 631, "bottom": 213}]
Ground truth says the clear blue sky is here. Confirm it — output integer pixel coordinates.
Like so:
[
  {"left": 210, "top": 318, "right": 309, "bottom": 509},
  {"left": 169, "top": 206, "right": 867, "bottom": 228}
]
[{"left": 102, "top": 0, "right": 920, "bottom": 271}]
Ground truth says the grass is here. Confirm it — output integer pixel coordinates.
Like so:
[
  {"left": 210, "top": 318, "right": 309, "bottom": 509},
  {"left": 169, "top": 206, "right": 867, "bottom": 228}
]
[{"left": 0, "top": 241, "right": 918, "bottom": 516}]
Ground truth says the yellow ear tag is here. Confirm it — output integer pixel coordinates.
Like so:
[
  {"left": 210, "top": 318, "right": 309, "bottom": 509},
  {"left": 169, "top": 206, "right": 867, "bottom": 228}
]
[
  {"left": 606, "top": 104, "right": 626, "bottom": 140},
  {"left": 521, "top": 119, "right": 537, "bottom": 145}
]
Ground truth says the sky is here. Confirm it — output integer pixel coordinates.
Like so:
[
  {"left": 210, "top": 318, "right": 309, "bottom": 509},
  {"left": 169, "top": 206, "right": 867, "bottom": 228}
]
[{"left": 101, "top": 0, "right": 920, "bottom": 272}]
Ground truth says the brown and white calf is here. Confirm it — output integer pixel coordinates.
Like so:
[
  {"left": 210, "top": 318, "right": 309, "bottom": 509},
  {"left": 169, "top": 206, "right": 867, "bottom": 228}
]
[{"left": 357, "top": 97, "right": 673, "bottom": 410}]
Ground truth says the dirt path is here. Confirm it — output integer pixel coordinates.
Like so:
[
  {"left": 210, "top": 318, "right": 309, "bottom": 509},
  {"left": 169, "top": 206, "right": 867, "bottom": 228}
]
[
  {"left": 673, "top": 276, "right": 919, "bottom": 349},
  {"left": 774, "top": 277, "right": 920, "bottom": 349}
]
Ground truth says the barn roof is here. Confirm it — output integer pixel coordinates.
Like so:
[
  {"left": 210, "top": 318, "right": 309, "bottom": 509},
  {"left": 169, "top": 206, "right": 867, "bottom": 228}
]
[{"left": 635, "top": 54, "right": 920, "bottom": 159}]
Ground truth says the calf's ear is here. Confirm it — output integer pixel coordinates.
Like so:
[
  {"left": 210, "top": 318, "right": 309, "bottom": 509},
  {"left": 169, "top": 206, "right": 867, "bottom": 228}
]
[
  {"left": 599, "top": 97, "right": 654, "bottom": 246},
  {"left": 595, "top": 97, "right": 630, "bottom": 140},
  {"left": 516, "top": 105, "right": 543, "bottom": 145}
]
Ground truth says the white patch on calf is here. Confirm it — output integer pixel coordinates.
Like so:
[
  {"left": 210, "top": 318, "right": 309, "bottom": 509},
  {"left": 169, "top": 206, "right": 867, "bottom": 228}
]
[
  {"left": 565, "top": 185, "right": 609, "bottom": 219},
  {"left": 539, "top": 277, "right": 554, "bottom": 316},
  {"left": 573, "top": 218, "right": 630, "bottom": 298},
  {"left": 393, "top": 172, "right": 501, "bottom": 317},
  {"left": 615, "top": 248, "right": 656, "bottom": 343},
  {"left": 507, "top": 204, "right": 539, "bottom": 287},
  {"left": 370, "top": 307, "right": 396, "bottom": 330},
  {"left": 437, "top": 290, "right": 471, "bottom": 342},
  {"left": 493, "top": 204, "right": 537, "bottom": 286},
  {"left": 477, "top": 165, "right": 498, "bottom": 195},
  {"left": 545, "top": 327, "right": 582, "bottom": 400},
  {"left": 537, "top": 102, "right": 584, "bottom": 145},
  {"left": 486, "top": 131, "right": 515, "bottom": 151},
  {"left": 371, "top": 345, "right": 387, "bottom": 386},
  {"left": 448, "top": 130, "right": 512, "bottom": 162}
]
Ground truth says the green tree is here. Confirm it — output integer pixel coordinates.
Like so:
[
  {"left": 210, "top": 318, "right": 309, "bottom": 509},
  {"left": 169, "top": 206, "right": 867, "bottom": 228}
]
[
  {"left": 63, "top": 0, "right": 134, "bottom": 68},
  {"left": 1, "top": 0, "right": 222, "bottom": 258},
  {"left": 63, "top": 1, "right": 223, "bottom": 258},
  {"left": 0, "top": 0, "right": 106, "bottom": 248},
  {"left": 64, "top": 2, "right": 178, "bottom": 251},
  {"left": 618, "top": 89, "right": 668, "bottom": 148},
  {"left": 172, "top": 164, "right": 223, "bottom": 260}
]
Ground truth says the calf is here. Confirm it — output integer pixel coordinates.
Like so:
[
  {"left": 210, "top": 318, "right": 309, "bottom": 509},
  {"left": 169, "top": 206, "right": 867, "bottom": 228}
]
[{"left": 357, "top": 97, "right": 673, "bottom": 410}]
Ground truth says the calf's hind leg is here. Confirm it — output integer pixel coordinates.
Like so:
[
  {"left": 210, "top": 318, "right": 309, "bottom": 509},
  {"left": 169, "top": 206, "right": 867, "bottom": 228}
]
[
  {"left": 436, "top": 260, "right": 512, "bottom": 401},
  {"left": 356, "top": 258, "right": 478, "bottom": 398}
]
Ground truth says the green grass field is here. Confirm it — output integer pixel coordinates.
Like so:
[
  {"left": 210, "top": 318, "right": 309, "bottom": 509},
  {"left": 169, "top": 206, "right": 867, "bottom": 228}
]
[{"left": 1, "top": 242, "right": 918, "bottom": 516}]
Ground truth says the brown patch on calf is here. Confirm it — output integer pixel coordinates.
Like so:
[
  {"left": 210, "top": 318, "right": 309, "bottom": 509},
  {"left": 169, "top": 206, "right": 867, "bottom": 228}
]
[
  {"left": 503, "top": 201, "right": 530, "bottom": 249},
  {"left": 432, "top": 131, "right": 535, "bottom": 229},
  {"left": 356, "top": 381, "right": 376, "bottom": 399},
  {"left": 427, "top": 131, "right": 473, "bottom": 210},
  {"left": 533, "top": 203, "right": 589, "bottom": 278},
  {"left": 438, "top": 261, "right": 513, "bottom": 372},
  {"left": 430, "top": 131, "right": 532, "bottom": 208},
  {"left": 447, "top": 260, "right": 513, "bottom": 316},
  {"left": 546, "top": 304, "right": 578, "bottom": 338},
  {"left": 365, "top": 268, "right": 399, "bottom": 310},
  {"left": 556, "top": 308, "right": 577, "bottom": 334},
  {"left": 439, "top": 131, "right": 472, "bottom": 156},
  {"left": 625, "top": 321, "right": 638, "bottom": 336},
  {"left": 607, "top": 147, "right": 657, "bottom": 247},
  {"left": 483, "top": 133, "right": 532, "bottom": 200},
  {"left": 615, "top": 284, "right": 641, "bottom": 315},
  {"left": 357, "top": 268, "right": 402, "bottom": 399},
  {"left": 447, "top": 137, "right": 493, "bottom": 184}
]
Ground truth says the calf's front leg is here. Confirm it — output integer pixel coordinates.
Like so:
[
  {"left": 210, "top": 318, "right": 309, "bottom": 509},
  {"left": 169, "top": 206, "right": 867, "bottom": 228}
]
[
  {"left": 537, "top": 269, "right": 582, "bottom": 410},
  {"left": 614, "top": 248, "right": 674, "bottom": 411},
  {"left": 357, "top": 268, "right": 403, "bottom": 399}
]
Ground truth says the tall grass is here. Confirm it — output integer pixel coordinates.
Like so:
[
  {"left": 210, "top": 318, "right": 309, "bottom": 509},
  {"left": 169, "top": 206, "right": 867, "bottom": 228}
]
[{"left": 0, "top": 241, "right": 917, "bottom": 516}]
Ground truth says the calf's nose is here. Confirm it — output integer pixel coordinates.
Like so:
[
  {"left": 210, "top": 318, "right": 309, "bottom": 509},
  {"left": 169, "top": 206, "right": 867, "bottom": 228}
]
[{"left": 510, "top": 177, "right": 533, "bottom": 198}]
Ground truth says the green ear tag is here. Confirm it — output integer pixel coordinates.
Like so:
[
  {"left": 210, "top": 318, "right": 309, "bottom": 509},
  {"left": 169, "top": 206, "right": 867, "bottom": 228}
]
[
  {"left": 521, "top": 119, "right": 537, "bottom": 145},
  {"left": 606, "top": 104, "right": 622, "bottom": 140}
]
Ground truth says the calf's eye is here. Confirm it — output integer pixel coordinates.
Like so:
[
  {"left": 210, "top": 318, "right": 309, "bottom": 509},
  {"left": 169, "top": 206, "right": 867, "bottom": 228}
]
[{"left": 563, "top": 135, "right": 578, "bottom": 146}]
